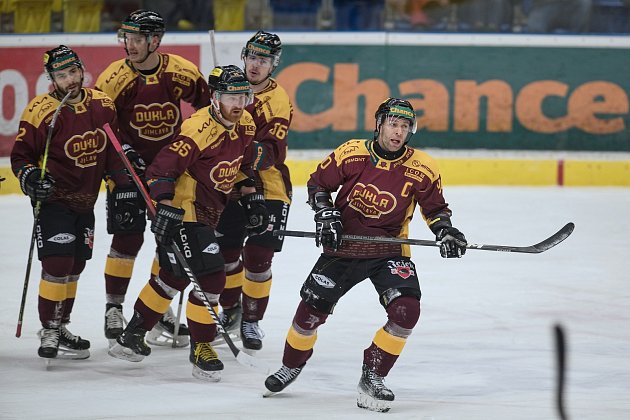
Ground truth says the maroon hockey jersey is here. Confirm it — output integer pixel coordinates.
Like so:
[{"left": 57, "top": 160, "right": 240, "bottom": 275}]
[
  {"left": 146, "top": 107, "right": 257, "bottom": 228},
  {"left": 308, "top": 139, "right": 452, "bottom": 258},
  {"left": 95, "top": 53, "right": 210, "bottom": 164},
  {"left": 11, "top": 89, "right": 127, "bottom": 213}
]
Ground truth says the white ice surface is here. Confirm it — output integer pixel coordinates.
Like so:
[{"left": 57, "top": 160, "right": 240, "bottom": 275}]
[{"left": 1, "top": 187, "right": 629, "bottom": 419}]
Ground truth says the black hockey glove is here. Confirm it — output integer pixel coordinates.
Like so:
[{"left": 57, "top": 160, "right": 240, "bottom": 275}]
[
  {"left": 19, "top": 166, "right": 55, "bottom": 202},
  {"left": 151, "top": 203, "right": 185, "bottom": 246},
  {"left": 435, "top": 226, "right": 467, "bottom": 258},
  {"left": 239, "top": 192, "right": 270, "bottom": 235},
  {"left": 122, "top": 143, "right": 147, "bottom": 177},
  {"left": 106, "top": 185, "right": 146, "bottom": 234},
  {"left": 314, "top": 208, "right": 343, "bottom": 251}
]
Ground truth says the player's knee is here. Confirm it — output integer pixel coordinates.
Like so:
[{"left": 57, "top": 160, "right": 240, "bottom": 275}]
[
  {"left": 42, "top": 255, "right": 74, "bottom": 278},
  {"left": 70, "top": 259, "right": 86, "bottom": 276},
  {"left": 243, "top": 244, "right": 274, "bottom": 272},
  {"left": 300, "top": 286, "right": 336, "bottom": 314},
  {"left": 386, "top": 295, "right": 421, "bottom": 330},
  {"left": 221, "top": 248, "right": 242, "bottom": 265},
  {"left": 294, "top": 300, "right": 329, "bottom": 331},
  {"left": 111, "top": 233, "right": 144, "bottom": 256}
]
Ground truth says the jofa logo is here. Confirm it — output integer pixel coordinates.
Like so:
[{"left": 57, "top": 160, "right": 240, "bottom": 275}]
[{"left": 47, "top": 233, "right": 76, "bottom": 244}]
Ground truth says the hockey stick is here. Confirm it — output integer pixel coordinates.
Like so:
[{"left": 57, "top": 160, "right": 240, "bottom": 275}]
[
  {"left": 208, "top": 29, "right": 219, "bottom": 67},
  {"left": 16, "top": 91, "right": 72, "bottom": 338},
  {"left": 104, "top": 123, "right": 267, "bottom": 373},
  {"left": 171, "top": 292, "right": 184, "bottom": 349},
  {"left": 554, "top": 324, "right": 569, "bottom": 420},
  {"left": 274, "top": 222, "right": 574, "bottom": 254}
]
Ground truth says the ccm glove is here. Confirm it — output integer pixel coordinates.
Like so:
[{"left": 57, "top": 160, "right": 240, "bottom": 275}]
[
  {"left": 151, "top": 203, "right": 184, "bottom": 246},
  {"left": 314, "top": 208, "right": 343, "bottom": 251},
  {"left": 239, "top": 193, "right": 270, "bottom": 235},
  {"left": 122, "top": 144, "right": 147, "bottom": 177},
  {"left": 435, "top": 226, "right": 467, "bottom": 258},
  {"left": 19, "top": 166, "right": 55, "bottom": 202}
]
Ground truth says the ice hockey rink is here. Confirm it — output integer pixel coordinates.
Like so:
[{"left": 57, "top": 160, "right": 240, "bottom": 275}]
[{"left": 0, "top": 186, "right": 628, "bottom": 419}]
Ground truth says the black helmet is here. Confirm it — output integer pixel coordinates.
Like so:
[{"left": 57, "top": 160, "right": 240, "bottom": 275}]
[
  {"left": 43, "top": 45, "right": 83, "bottom": 74},
  {"left": 208, "top": 65, "right": 252, "bottom": 95},
  {"left": 120, "top": 9, "right": 165, "bottom": 36},
  {"left": 241, "top": 31, "right": 282, "bottom": 70},
  {"left": 374, "top": 98, "right": 417, "bottom": 142}
]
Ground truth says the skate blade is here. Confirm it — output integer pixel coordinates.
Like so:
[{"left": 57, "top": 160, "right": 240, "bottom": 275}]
[
  {"left": 57, "top": 347, "right": 90, "bottom": 360},
  {"left": 192, "top": 365, "right": 222, "bottom": 382},
  {"left": 262, "top": 388, "right": 279, "bottom": 398},
  {"left": 146, "top": 325, "right": 190, "bottom": 348},
  {"left": 107, "top": 338, "right": 118, "bottom": 349},
  {"left": 357, "top": 393, "right": 392, "bottom": 413},
  {"left": 107, "top": 343, "right": 145, "bottom": 362}
]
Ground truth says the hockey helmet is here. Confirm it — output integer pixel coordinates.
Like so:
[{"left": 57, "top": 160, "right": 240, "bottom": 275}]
[
  {"left": 119, "top": 9, "right": 165, "bottom": 39},
  {"left": 43, "top": 45, "right": 83, "bottom": 74},
  {"left": 241, "top": 31, "right": 282, "bottom": 71},
  {"left": 208, "top": 65, "right": 253, "bottom": 112},
  {"left": 374, "top": 97, "right": 417, "bottom": 142}
]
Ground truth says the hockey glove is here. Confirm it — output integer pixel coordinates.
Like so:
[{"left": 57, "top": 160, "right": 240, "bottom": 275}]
[
  {"left": 106, "top": 185, "right": 146, "bottom": 234},
  {"left": 314, "top": 208, "right": 343, "bottom": 251},
  {"left": 435, "top": 226, "right": 467, "bottom": 258},
  {"left": 122, "top": 143, "right": 147, "bottom": 177},
  {"left": 19, "top": 166, "right": 55, "bottom": 202},
  {"left": 239, "top": 192, "right": 270, "bottom": 235},
  {"left": 151, "top": 203, "right": 185, "bottom": 246}
]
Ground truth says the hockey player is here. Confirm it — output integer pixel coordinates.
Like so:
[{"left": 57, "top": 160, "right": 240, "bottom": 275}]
[
  {"left": 95, "top": 9, "right": 210, "bottom": 348},
  {"left": 11, "top": 45, "right": 129, "bottom": 360},
  {"left": 108, "top": 65, "right": 269, "bottom": 382},
  {"left": 264, "top": 98, "right": 467, "bottom": 412},
  {"left": 216, "top": 31, "right": 293, "bottom": 351}
]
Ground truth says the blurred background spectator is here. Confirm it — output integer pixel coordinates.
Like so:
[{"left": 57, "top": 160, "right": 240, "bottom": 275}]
[{"left": 1, "top": 0, "right": 629, "bottom": 34}]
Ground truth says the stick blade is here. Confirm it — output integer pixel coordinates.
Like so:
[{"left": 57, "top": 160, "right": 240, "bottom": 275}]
[
  {"left": 532, "top": 222, "right": 575, "bottom": 253},
  {"left": 236, "top": 350, "right": 270, "bottom": 374}
]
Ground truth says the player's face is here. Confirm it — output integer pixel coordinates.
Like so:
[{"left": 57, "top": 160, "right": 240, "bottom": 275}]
[
  {"left": 50, "top": 66, "right": 83, "bottom": 100},
  {"left": 122, "top": 33, "right": 154, "bottom": 62},
  {"left": 218, "top": 93, "right": 250, "bottom": 123},
  {"left": 244, "top": 53, "right": 273, "bottom": 85},
  {"left": 378, "top": 116, "right": 412, "bottom": 152}
]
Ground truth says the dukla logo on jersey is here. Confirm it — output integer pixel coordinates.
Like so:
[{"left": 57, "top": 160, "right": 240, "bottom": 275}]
[
  {"left": 130, "top": 102, "right": 180, "bottom": 141},
  {"left": 347, "top": 183, "right": 396, "bottom": 218},
  {"left": 209, "top": 156, "right": 244, "bottom": 193},
  {"left": 388, "top": 260, "right": 415, "bottom": 279},
  {"left": 64, "top": 128, "right": 107, "bottom": 168}
]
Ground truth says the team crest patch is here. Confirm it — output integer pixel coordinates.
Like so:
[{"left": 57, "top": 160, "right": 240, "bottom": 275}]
[
  {"left": 64, "top": 128, "right": 107, "bottom": 168},
  {"left": 311, "top": 273, "right": 335, "bottom": 289},
  {"left": 387, "top": 260, "right": 416, "bottom": 279},
  {"left": 347, "top": 183, "right": 396, "bottom": 219},
  {"left": 47, "top": 233, "right": 76, "bottom": 244},
  {"left": 130, "top": 102, "right": 180, "bottom": 141},
  {"left": 209, "top": 156, "right": 244, "bottom": 194},
  {"left": 202, "top": 242, "right": 220, "bottom": 254}
]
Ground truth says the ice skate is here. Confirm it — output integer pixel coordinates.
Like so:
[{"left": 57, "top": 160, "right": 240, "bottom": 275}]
[
  {"left": 57, "top": 324, "right": 90, "bottom": 359},
  {"left": 190, "top": 341, "right": 223, "bottom": 382},
  {"left": 263, "top": 364, "right": 303, "bottom": 397},
  {"left": 38, "top": 327, "right": 60, "bottom": 360},
  {"left": 146, "top": 306, "right": 190, "bottom": 347},
  {"left": 104, "top": 303, "right": 125, "bottom": 347},
  {"left": 219, "top": 303, "right": 242, "bottom": 333},
  {"left": 240, "top": 320, "right": 264, "bottom": 353},
  {"left": 108, "top": 312, "right": 151, "bottom": 362},
  {"left": 356, "top": 364, "right": 395, "bottom": 413}
]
